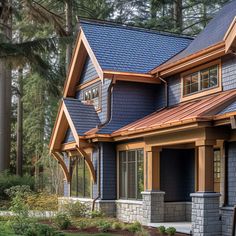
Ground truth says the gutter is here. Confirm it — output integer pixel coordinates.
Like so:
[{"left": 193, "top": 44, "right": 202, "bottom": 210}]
[{"left": 157, "top": 75, "right": 168, "bottom": 108}]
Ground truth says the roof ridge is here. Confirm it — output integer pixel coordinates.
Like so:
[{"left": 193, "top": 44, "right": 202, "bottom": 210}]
[{"left": 78, "top": 18, "right": 194, "bottom": 40}]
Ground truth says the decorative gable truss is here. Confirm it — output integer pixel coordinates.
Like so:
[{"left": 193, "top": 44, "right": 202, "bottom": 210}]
[{"left": 49, "top": 100, "right": 96, "bottom": 183}]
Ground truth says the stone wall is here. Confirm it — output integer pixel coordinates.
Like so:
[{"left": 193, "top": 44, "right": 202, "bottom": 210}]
[
  {"left": 164, "top": 202, "right": 192, "bottom": 222},
  {"left": 221, "top": 207, "right": 234, "bottom": 236},
  {"left": 116, "top": 200, "right": 143, "bottom": 223}
]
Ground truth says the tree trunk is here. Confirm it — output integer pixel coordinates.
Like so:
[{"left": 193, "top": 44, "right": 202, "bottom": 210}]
[
  {"left": 173, "top": 0, "right": 183, "bottom": 33},
  {"left": 0, "top": 0, "right": 12, "bottom": 171},
  {"left": 65, "top": 0, "right": 73, "bottom": 71},
  {"left": 16, "top": 68, "right": 23, "bottom": 176}
]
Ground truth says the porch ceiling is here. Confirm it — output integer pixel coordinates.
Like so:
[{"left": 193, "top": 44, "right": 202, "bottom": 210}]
[{"left": 113, "top": 89, "right": 236, "bottom": 136}]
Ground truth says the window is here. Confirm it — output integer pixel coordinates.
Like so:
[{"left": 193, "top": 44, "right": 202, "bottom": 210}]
[
  {"left": 119, "top": 149, "right": 144, "bottom": 200},
  {"left": 71, "top": 157, "right": 91, "bottom": 198},
  {"left": 214, "top": 149, "right": 221, "bottom": 193},
  {"left": 83, "top": 85, "right": 100, "bottom": 110},
  {"left": 183, "top": 65, "right": 219, "bottom": 96}
]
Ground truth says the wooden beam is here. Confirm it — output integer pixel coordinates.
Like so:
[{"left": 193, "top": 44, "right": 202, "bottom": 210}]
[
  {"left": 224, "top": 16, "right": 236, "bottom": 53},
  {"left": 145, "top": 146, "right": 161, "bottom": 191},
  {"left": 52, "top": 152, "right": 70, "bottom": 183},
  {"left": 76, "top": 146, "right": 96, "bottom": 183},
  {"left": 195, "top": 141, "right": 214, "bottom": 192},
  {"left": 230, "top": 115, "right": 236, "bottom": 129}
]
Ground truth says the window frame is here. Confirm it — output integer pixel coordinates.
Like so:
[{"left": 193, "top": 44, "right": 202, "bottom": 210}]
[
  {"left": 181, "top": 59, "right": 222, "bottom": 102},
  {"left": 117, "top": 148, "right": 144, "bottom": 200},
  {"left": 83, "top": 84, "right": 101, "bottom": 112}
]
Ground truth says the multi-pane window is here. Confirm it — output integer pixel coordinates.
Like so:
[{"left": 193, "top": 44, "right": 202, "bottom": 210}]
[
  {"left": 83, "top": 85, "right": 100, "bottom": 110},
  {"left": 183, "top": 65, "right": 219, "bottom": 96},
  {"left": 119, "top": 149, "right": 144, "bottom": 200},
  {"left": 71, "top": 157, "right": 91, "bottom": 198}
]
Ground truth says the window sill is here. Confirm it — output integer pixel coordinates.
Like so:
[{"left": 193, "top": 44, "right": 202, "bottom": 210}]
[{"left": 116, "top": 199, "right": 143, "bottom": 205}]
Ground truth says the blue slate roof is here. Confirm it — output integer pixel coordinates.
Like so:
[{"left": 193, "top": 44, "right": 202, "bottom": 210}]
[
  {"left": 63, "top": 98, "right": 100, "bottom": 136},
  {"left": 169, "top": 0, "right": 236, "bottom": 63},
  {"left": 80, "top": 20, "right": 192, "bottom": 74}
]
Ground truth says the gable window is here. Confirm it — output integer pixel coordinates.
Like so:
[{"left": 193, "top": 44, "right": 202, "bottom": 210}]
[
  {"left": 83, "top": 85, "right": 101, "bottom": 110},
  {"left": 119, "top": 149, "right": 144, "bottom": 200},
  {"left": 181, "top": 60, "right": 221, "bottom": 101}
]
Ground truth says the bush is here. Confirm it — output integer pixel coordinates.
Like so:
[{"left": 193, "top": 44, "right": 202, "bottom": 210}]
[
  {"left": 158, "top": 225, "right": 166, "bottom": 234},
  {"left": 125, "top": 221, "right": 142, "bottom": 233},
  {"left": 97, "top": 221, "right": 112, "bottom": 232},
  {"left": 111, "top": 221, "right": 123, "bottom": 230},
  {"left": 53, "top": 212, "right": 71, "bottom": 230},
  {"left": 0, "top": 172, "right": 34, "bottom": 200},
  {"left": 60, "top": 201, "right": 88, "bottom": 217},
  {"left": 26, "top": 192, "right": 58, "bottom": 211},
  {"left": 24, "top": 223, "right": 64, "bottom": 236},
  {"left": 166, "top": 227, "right": 176, "bottom": 235},
  {"left": 89, "top": 210, "right": 104, "bottom": 218}
]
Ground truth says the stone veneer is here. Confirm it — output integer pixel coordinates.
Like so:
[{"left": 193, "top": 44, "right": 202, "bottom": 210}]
[
  {"left": 221, "top": 207, "right": 234, "bottom": 236},
  {"left": 191, "top": 192, "right": 221, "bottom": 236},
  {"left": 116, "top": 200, "right": 143, "bottom": 223},
  {"left": 164, "top": 202, "right": 192, "bottom": 222}
]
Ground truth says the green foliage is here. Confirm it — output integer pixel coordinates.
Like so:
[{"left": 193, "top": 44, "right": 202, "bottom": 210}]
[
  {"left": 166, "top": 227, "right": 176, "bottom": 235},
  {"left": 90, "top": 210, "right": 104, "bottom": 218},
  {"left": 111, "top": 221, "right": 123, "bottom": 230},
  {"left": 97, "top": 221, "right": 112, "bottom": 232},
  {"left": 124, "top": 221, "right": 142, "bottom": 233},
  {"left": 0, "top": 173, "right": 34, "bottom": 200},
  {"left": 61, "top": 201, "right": 88, "bottom": 217},
  {"left": 53, "top": 212, "right": 71, "bottom": 230},
  {"left": 158, "top": 225, "right": 166, "bottom": 234}
]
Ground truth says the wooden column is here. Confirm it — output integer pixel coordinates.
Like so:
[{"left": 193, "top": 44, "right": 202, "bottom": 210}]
[
  {"left": 145, "top": 146, "right": 161, "bottom": 191},
  {"left": 196, "top": 140, "right": 215, "bottom": 192}
]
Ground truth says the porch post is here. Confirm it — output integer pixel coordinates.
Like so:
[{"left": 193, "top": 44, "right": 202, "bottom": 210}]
[
  {"left": 191, "top": 140, "right": 221, "bottom": 236},
  {"left": 142, "top": 146, "right": 165, "bottom": 224}
]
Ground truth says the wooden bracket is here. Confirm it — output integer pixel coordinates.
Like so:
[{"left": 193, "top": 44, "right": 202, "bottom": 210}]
[{"left": 230, "top": 115, "right": 236, "bottom": 129}]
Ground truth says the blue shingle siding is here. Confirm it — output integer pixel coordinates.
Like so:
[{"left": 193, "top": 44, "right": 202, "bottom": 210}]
[
  {"left": 170, "top": 0, "right": 236, "bottom": 63},
  {"left": 222, "top": 55, "right": 236, "bottom": 91},
  {"left": 168, "top": 76, "right": 181, "bottom": 106},
  {"left": 98, "top": 81, "right": 157, "bottom": 134},
  {"left": 63, "top": 98, "right": 100, "bottom": 135},
  {"left": 227, "top": 142, "right": 236, "bottom": 206},
  {"left": 155, "top": 84, "right": 166, "bottom": 109},
  {"left": 92, "top": 147, "right": 99, "bottom": 198},
  {"left": 79, "top": 55, "right": 98, "bottom": 84},
  {"left": 100, "top": 143, "right": 116, "bottom": 200},
  {"left": 160, "top": 149, "right": 195, "bottom": 202},
  {"left": 80, "top": 21, "right": 192, "bottom": 74},
  {"left": 63, "top": 128, "right": 75, "bottom": 143}
]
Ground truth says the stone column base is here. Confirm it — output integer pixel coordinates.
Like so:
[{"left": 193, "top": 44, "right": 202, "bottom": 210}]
[
  {"left": 142, "top": 191, "right": 165, "bottom": 224},
  {"left": 191, "top": 192, "right": 221, "bottom": 236}
]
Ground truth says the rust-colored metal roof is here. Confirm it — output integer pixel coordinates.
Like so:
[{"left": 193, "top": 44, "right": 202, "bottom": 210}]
[{"left": 113, "top": 89, "right": 236, "bottom": 136}]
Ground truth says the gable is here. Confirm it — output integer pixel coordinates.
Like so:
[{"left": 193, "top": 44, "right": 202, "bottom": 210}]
[
  {"left": 63, "top": 128, "right": 75, "bottom": 143},
  {"left": 79, "top": 55, "right": 99, "bottom": 85}
]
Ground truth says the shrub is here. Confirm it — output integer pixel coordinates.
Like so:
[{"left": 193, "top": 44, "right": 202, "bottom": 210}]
[
  {"left": 158, "top": 226, "right": 166, "bottom": 234},
  {"left": 60, "top": 201, "right": 88, "bottom": 217},
  {"left": 97, "top": 221, "right": 112, "bottom": 232},
  {"left": 77, "top": 220, "right": 88, "bottom": 230},
  {"left": 24, "top": 223, "right": 64, "bottom": 236},
  {"left": 89, "top": 210, "right": 104, "bottom": 218},
  {"left": 0, "top": 172, "right": 34, "bottom": 200},
  {"left": 53, "top": 212, "right": 71, "bottom": 230},
  {"left": 166, "top": 227, "right": 176, "bottom": 235},
  {"left": 111, "top": 221, "right": 123, "bottom": 230},
  {"left": 125, "top": 221, "right": 142, "bottom": 233},
  {"left": 26, "top": 192, "right": 58, "bottom": 211}
]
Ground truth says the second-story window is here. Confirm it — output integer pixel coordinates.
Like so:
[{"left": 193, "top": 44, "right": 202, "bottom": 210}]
[
  {"left": 83, "top": 85, "right": 100, "bottom": 110},
  {"left": 183, "top": 65, "right": 219, "bottom": 96}
]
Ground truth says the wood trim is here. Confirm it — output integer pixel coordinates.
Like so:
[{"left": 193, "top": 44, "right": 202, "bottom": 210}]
[
  {"left": 76, "top": 146, "right": 96, "bottom": 183},
  {"left": 61, "top": 142, "right": 77, "bottom": 151},
  {"left": 52, "top": 152, "right": 70, "bottom": 182},
  {"left": 151, "top": 42, "right": 225, "bottom": 77},
  {"left": 224, "top": 16, "right": 236, "bottom": 53},
  {"left": 76, "top": 77, "right": 101, "bottom": 91},
  {"left": 116, "top": 142, "right": 145, "bottom": 151},
  {"left": 180, "top": 59, "right": 222, "bottom": 102},
  {"left": 104, "top": 70, "right": 154, "bottom": 78}
]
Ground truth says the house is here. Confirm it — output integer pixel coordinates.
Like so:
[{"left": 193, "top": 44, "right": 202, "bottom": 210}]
[{"left": 49, "top": 1, "right": 236, "bottom": 235}]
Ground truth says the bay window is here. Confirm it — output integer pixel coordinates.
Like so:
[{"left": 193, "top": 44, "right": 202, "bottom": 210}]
[{"left": 119, "top": 149, "right": 144, "bottom": 200}]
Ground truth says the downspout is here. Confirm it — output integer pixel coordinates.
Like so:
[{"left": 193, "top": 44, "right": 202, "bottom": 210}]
[
  {"left": 92, "top": 144, "right": 101, "bottom": 211},
  {"left": 224, "top": 141, "right": 229, "bottom": 207}
]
